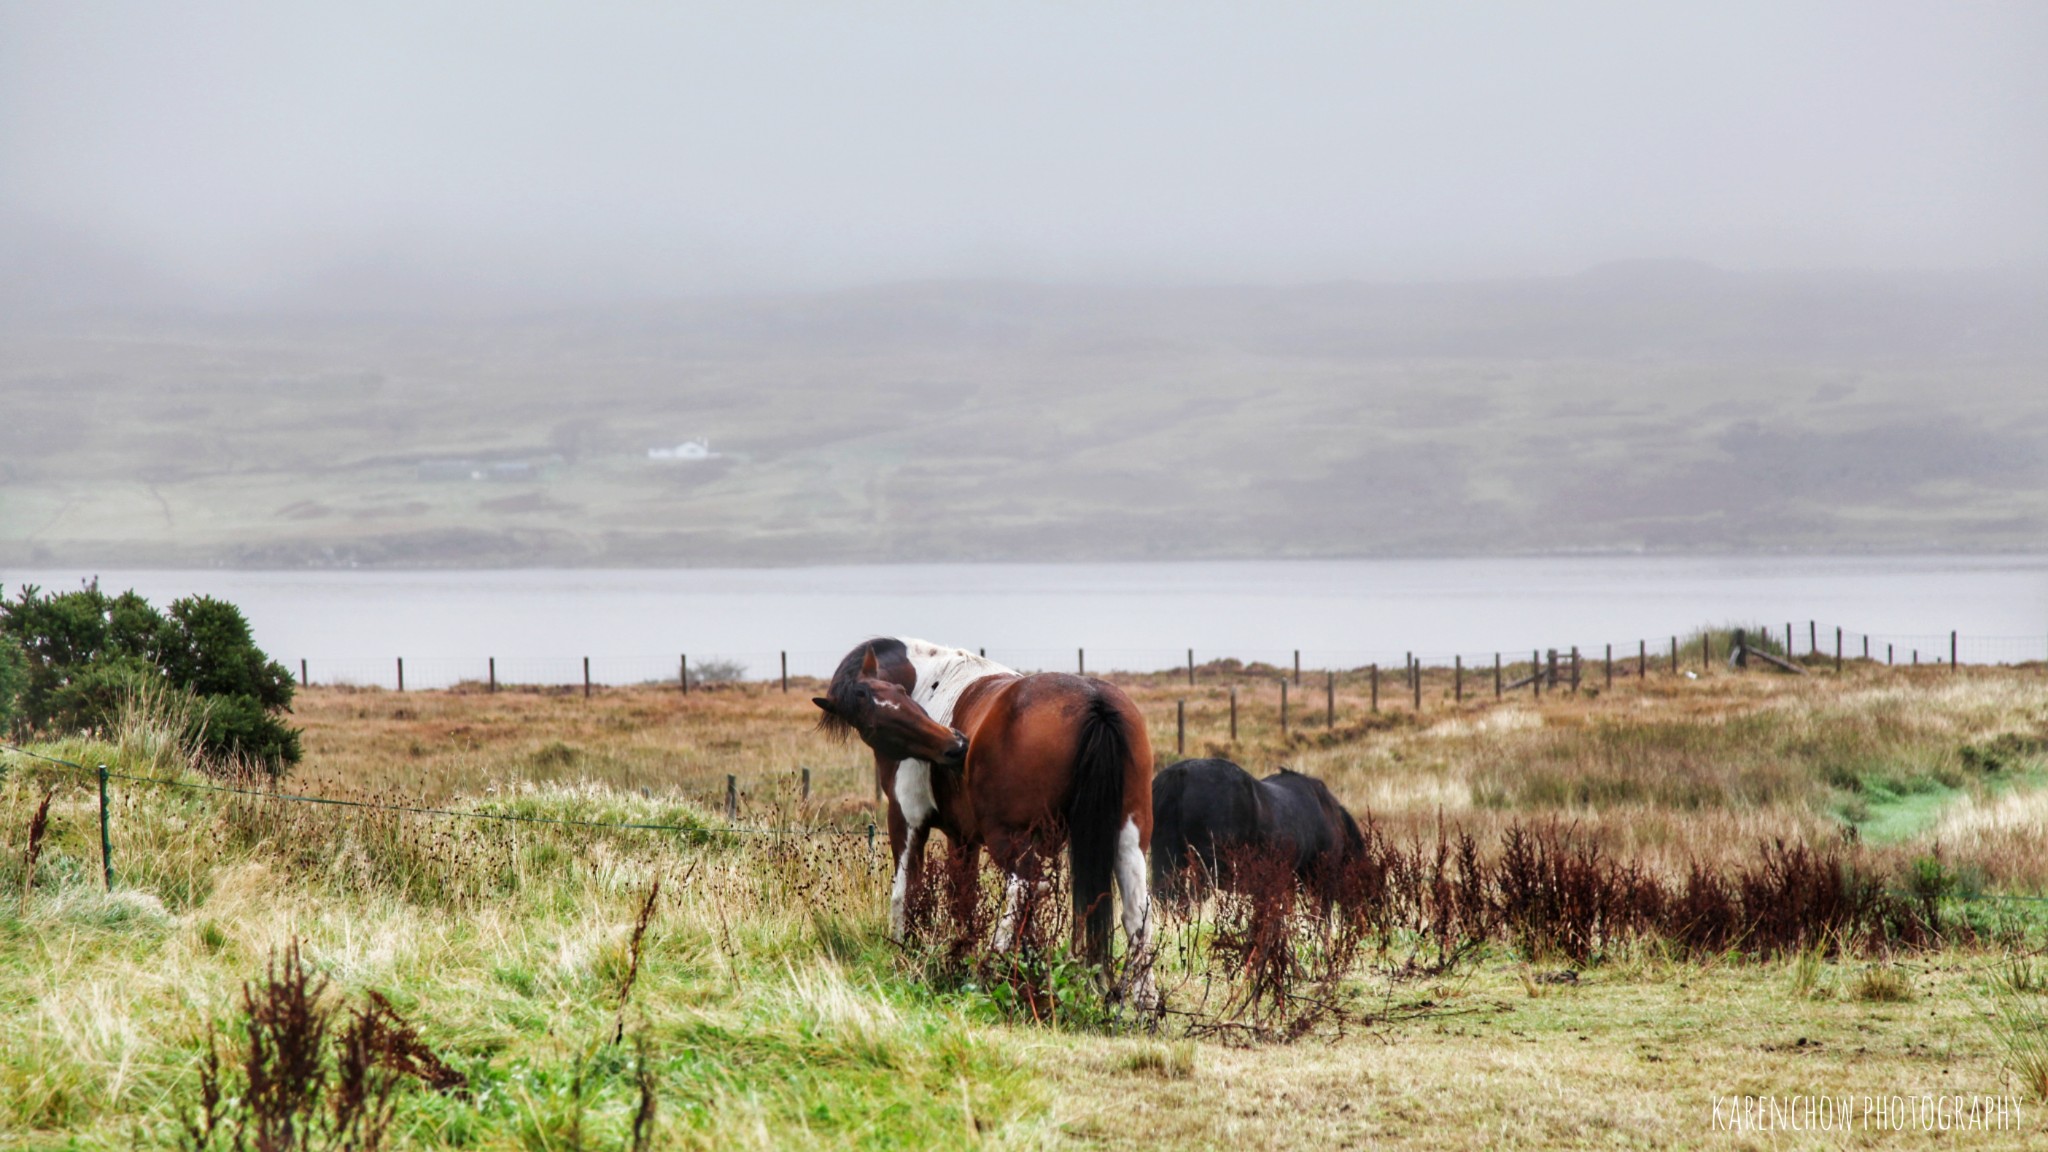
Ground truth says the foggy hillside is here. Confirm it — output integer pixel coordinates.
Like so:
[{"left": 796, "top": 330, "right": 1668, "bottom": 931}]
[{"left": 4, "top": 265, "right": 2044, "bottom": 568}]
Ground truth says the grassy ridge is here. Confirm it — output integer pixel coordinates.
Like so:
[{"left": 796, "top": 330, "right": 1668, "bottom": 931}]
[{"left": 2, "top": 659, "right": 2046, "bottom": 1147}]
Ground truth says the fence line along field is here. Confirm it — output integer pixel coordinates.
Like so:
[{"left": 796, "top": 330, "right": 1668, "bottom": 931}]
[{"left": 4, "top": 630, "right": 2048, "bottom": 1149}]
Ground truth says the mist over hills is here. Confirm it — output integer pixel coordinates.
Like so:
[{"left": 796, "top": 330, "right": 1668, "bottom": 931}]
[{"left": 3, "top": 263, "right": 2044, "bottom": 568}]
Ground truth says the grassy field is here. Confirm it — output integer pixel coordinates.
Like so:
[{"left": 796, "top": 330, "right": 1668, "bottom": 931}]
[{"left": 3, "top": 653, "right": 2048, "bottom": 1148}]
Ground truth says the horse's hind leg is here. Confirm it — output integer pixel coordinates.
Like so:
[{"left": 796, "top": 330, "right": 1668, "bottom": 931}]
[{"left": 1114, "top": 816, "right": 1159, "bottom": 1009}]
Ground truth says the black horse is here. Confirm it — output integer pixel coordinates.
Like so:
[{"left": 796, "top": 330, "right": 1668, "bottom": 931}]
[{"left": 1150, "top": 758, "right": 1365, "bottom": 902}]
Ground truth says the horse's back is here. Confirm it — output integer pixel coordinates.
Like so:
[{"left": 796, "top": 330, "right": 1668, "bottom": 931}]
[
  {"left": 958, "top": 672, "right": 1151, "bottom": 834},
  {"left": 1259, "top": 769, "right": 1361, "bottom": 876},
  {"left": 1151, "top": 757, "right": 1264, "bottom": 891}
]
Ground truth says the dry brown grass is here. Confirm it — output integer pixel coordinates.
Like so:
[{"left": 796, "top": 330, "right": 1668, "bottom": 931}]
[
  {"left": 288, "top": 658, "right": 2048, "bottom": 884},
  {"left": 6, "top": 659, "right": 2046, "bottom": 1149}
]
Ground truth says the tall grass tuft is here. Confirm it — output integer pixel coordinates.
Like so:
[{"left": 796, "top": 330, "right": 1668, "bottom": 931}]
[{"left": 1988, "top": 986, "right": 2048, "bottom": 1101}]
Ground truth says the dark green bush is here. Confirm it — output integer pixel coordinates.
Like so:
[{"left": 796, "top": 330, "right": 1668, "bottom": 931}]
[
  {"left": 0, "top": 632, "right": 25, "bottom": 736},
  {"left": 0, "top": 582, "right": 301, "bottom": 773}
]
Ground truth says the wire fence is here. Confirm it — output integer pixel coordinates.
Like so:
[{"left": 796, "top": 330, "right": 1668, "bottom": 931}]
[
  {"left": 291, "top": 624, "right": 2048, "bottom": 692},
  {"left": 1, "top": 743, "right": 884, "bottom": 894}
]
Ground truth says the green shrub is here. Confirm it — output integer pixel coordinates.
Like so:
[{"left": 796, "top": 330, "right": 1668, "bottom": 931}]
[
  {"left": 0, "top": 582, "right": 300, "bottom": 774},
  {"left": 0, "top": 632, "right": 25, "bottom": 736}
]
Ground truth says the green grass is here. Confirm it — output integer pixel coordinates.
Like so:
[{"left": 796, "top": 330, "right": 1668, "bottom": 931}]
[{"left": 6, "top": 668, "right": 2048, "bottom": 1148}]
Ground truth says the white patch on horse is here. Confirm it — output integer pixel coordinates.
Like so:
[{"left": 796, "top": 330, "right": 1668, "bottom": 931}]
[
  {"left": 992, "top": 872, "right": 1030, "bottom": 951},
  {"left": 888, "top": 841, "right": 916, "bottom": 937},
  {"left": 894, "top": 758, "right": 935, "bottom": 828},
  {"left": 899, "top": 637, "right": 1013, "bottom": 728},
  {"left": 1114, "top": 816, "right": 1160, "bottom": 1008}
]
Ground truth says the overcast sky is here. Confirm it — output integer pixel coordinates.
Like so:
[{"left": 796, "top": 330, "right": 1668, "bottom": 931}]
[{"left": 2, "top": 2, "right": 2044, "bottom": 309}]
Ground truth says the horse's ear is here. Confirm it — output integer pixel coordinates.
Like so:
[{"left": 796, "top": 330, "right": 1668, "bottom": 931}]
[
  {"left": 812, "top": 696, "right": 837, "bottom": 715},
  {"left": 860, "top": 645, "right": 880, "bottom": 677}
]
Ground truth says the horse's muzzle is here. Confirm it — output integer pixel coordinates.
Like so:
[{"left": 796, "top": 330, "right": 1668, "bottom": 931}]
[{"left": 940, "top": 730, "right": 969, "bottom": 766}]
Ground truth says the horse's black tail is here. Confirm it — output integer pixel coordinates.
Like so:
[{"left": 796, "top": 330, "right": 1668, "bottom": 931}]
[{"left": 1069, "top": 689, "right": 1133, "bottom": 963}]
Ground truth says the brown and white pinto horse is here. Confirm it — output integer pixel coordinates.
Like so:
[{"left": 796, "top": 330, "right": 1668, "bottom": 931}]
[{"left": 813, "top": 637, "right": 1155, "bottom": 994}]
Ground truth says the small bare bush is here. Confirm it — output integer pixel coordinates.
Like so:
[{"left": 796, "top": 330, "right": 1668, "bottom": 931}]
[{"left": 183, "top": 939, "right": 466, "bottom": 1152}]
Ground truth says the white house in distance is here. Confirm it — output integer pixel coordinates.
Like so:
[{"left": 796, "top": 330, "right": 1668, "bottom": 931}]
[{"left": 647, "top": 439, "right": 719, "bottom": 461}]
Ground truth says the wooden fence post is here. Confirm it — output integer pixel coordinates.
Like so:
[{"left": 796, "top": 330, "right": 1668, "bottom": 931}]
[
  {"left": 1571, "top": 647, "right": 1581, "bottom": 693},
  {"left": 1326, "top": 670, "right": 1335, "bottom": 728},
  {"left": 1785, "top": 623, "right": 1794, "bottom": 655},
  {"left": 1701, "top": 633, "right": 1711, "bottom": 670},
  {"left": 1604, "top": 643, "right": 1612, "bottom": 689},
  {"left": 1494, "top": 652, "right": 1502, "bottom": 698},
  {"left": 1533, "top": 650, "right": 1542, "bottom": 697},
  {"left": 1078, "top": 648, "right": 1085, "bottom": 676},
  {"left": 1887, "top": 643, "right": 1894, "bottom": 666},
  {"left": 299, "top": 658, "right": 307, "bottom": 687},
  {"left": 1188, "top": 649, "right": 1195, "bottom": 687},
  {"left": 802, "top": 767, "right": 811, "bottom": 802},
  {"left": 1176, "top": 699, "right": 1185, "bottom": 756},
  {"left": 1835, "top": 628, "right": 1842, "bottom": 673},
  {"left": 1862, "top": 636, "right": 1869, "bottom": 660},
  {"left": 781, "top": 651, "right": 788, "bottom": 693},
  {"left": 1370, "top": 665, "right": 1379, "bottom": 713},
  {"left": 726, "top": 775, "right": 737, "bottom": 822},
  {"left": 489, "top": 657, "right": 497, "bottom": 693},
  {"left": 1293, "top": 650, "right": 1300, "bottom": 687},
  {"left": 1412, "top": 657, "right": 1422, "bottom": 712},
  {"left": 97, "top": 764, "right": 112, "bottom": 891},
  {"left": 1280, "top": 679, "right": 1289, "bottom": 736},
  {"left": 1733, "top": 628, "right": 1748, "bottom": 668},
  {"left": 1639, "top": 639, "right": 1646, "bottom": 678},
  {"left": 397, "top": 657, "right": 405, "bottom": 693},
  {"left": 1670, "top": 637, "right": 1678, "bottom": 675},
  {"left": 1454, "top": 655, "right": 1463, "bottom": 703},
  {"left": 1952, "top": 630, "right": 1958, "bottom": 671},
  {"left": 583, "top": 656, "right": 591, "bottom": 699},
  {"left": 1230, "top": 684, "right": 1239, "bottom": 740},
  {"left": 680, "top": 654, "right": 689, "bottom": 694}
]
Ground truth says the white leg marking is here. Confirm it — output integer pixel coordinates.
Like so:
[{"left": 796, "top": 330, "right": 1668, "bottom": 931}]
[
  {"left": 888, "top": 824, "right": 928, "bottom": 940},
  {"left": 888, "top": 843, "right": 914, "bottom": 939},
  {"left": 1114, "top": 817, "right": 1159, "bottom": 1008},
  {"left": 992, "top": 872, "right": 1029, "bottom": 951}
]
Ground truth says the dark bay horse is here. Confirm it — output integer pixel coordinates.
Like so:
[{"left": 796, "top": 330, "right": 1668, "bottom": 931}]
[
  {"left": 813, "top": 638, "right": 1155, "bottom": 994},
  {"left": 1150, "top": 758, "right": 1365, "bottom": 902}
]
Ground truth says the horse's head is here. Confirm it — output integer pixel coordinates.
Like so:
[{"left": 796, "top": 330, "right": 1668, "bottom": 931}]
[{"left": 814, "top": 646, "right": 969, "bottom": 767}]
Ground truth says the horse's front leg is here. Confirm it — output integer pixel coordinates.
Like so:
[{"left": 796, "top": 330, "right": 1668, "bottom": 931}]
[
  {"left": 888, "top": 822, "right": 931, "bottom": 940},
  {"left": 992, "top": 871, "right": 1031, "bottom": 951}
]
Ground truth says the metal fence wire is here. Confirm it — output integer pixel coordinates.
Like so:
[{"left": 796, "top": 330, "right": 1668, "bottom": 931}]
[
  {"left": 289, "top": 627, "right": 2047, "bottom": 691},
  {"left": 0, "top": 744, "right": 883, "bottom": 893}
]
